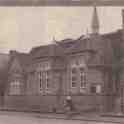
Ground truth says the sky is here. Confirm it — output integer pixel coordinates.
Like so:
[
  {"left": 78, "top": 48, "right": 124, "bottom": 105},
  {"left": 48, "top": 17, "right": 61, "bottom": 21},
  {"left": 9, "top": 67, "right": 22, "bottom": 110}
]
[{"left": 0, "top": 6, "right": 123, "bottom": 53}]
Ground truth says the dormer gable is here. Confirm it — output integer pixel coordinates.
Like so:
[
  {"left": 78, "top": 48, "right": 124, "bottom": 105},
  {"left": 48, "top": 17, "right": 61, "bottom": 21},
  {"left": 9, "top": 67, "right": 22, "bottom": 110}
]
[{"left": 9, "top": 57, "right": 23, "bottom": 74}]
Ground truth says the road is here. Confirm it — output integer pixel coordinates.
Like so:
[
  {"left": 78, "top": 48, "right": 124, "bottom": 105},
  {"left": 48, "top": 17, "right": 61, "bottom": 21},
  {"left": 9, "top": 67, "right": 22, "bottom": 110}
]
[{"left": 0, "top": 111, "right": 116, "bottom": 124}]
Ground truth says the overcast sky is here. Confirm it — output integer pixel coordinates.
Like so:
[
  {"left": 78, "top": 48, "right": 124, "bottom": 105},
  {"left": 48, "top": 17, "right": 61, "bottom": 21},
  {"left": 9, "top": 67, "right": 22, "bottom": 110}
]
[{"left": 0, "top": 6, "right": 123, "bottom": 53}]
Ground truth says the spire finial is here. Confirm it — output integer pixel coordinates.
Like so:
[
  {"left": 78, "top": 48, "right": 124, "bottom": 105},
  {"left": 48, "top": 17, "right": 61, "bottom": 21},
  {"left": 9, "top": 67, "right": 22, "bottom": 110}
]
[
  {"left": 91, "top": 4, "right": 99, "bottom": 34},
  {"left": 52, "top": 36, "right": 59, "bottom": 45}
]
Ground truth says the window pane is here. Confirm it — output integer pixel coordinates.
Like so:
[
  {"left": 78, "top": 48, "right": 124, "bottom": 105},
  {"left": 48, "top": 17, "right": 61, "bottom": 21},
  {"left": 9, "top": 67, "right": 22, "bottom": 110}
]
[
  {"left": 40, "top": 79, "right": 42, "bottom": 89},
  {"left": 39, "top": 71, "right": 43, "bottom": 90},
  {"left": 80, "top": 72, "right": 86, "bottom": 88},
  {"left": 72, "top": 68, "right": 76, "bottom": 74},
  {"left": 9, "top": 81, "right": 21, "bottom": 95},
  {"left": 44, "top": 70, "right": 51, "bottom": 89},
  {"left": 71, "top": 67, "right": 77, "bottom": 88},
  {"left": 90, "top": 86, "right": 96, "bottom": 93},
  {"left": 72, "top": 81, "right": 76, "bottom": 87},
  {"left": 96, "top": 85, "right": 101, "bottom": 93},
  {"left": 81, "top": 81, "right": 86, "bottom": 87},
  {"left": 80, "top": 67, "right": 84, "bottom": 72},
  {"left": 46, "top": 79, "right": 50, "bottom": 88},
  {"left": 72, "top": 76, "right": 76, "bottom": 81},
  {"left": 38, "top": 71, "right": 42, "bottom": 79}
]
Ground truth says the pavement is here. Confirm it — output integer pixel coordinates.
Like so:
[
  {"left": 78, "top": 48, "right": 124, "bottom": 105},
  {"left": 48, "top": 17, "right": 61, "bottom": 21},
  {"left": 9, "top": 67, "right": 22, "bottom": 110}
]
[
  {"left": 0, "top": 111, "right": 124, "bottom": 123},
  {"left": 0, "top": 112, "right": 114, "bottom": 124},
  {"left": 1, "top": 110, "right": 124, "bottom": 123},
  {"left": 33, "top": 112, "right": 124, "bottom": 123}
]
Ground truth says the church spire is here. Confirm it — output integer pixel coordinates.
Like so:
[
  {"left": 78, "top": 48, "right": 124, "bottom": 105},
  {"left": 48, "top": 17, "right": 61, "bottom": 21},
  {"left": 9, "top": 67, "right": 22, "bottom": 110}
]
[{"left": 91, "top": 5, "right": 99, "bottom": 34}]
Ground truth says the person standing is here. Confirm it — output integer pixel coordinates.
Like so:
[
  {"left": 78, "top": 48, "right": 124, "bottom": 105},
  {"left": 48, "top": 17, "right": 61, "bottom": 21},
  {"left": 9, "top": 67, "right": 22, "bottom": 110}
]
[{"left": 64, "top": 96, "right": 74, "bottom": 112}]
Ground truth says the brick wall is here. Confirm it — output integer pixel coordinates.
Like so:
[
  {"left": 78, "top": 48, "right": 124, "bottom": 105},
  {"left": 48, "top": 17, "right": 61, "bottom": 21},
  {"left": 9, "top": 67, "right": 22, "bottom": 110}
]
[
  {"left": 4, "top": 95, "right": 58, "bottom": 112},
  {"left": 3, "top": 94, "right": 106, "bottom": 112},
  {"left": 4, "top": 95, "right": 28, "bottom": 111}
]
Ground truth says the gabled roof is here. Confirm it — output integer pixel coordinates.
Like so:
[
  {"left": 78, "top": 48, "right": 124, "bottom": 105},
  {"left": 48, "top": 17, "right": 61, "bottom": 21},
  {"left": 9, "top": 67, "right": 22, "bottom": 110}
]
[
  {"left": 102, "top": 29, "right": 123, "bottom": 40},
  {"left": 16, "top": 53, "right": 30, "bottom": 70},
  {"left": 30, "top": 37, "right": 96, "bottom": 59},
  {"left": 29, "top": 29, "right": 124, "bottom": 67},
  {"left": 30, "top": 44, "right": 58, "bottom": 59},
  {"left": 9, "top": 51, "right": 30, "bottom": 72}
]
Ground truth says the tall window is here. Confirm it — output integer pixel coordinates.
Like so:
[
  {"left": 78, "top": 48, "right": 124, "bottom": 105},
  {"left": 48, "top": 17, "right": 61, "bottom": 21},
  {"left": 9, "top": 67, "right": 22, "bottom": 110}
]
[
  {"left": 80, "top": 67, "right": 86, "bottom": 88},
  {"left": 45, "top": 70, "right": 51, "bottom": 89},
  {"left": 38, "top": 71, "right": 43, "bottom": 91},
  {"left": 71, "top": 68, "right": 77, "bottom": 88},
  {"left": 37, "top": 61, "right": 51, "bottom": 92},
  {"left": 9, "top": 80, "right": 21, "bottom": 95},
  {"left": 70, "top": 57, "right": 86, "bottom": 89}
]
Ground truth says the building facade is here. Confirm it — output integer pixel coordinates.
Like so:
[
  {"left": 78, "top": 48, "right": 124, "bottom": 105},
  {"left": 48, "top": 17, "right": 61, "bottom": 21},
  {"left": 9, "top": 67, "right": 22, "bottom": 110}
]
[{"left": 3, "top": 7, "right": 124, "bottom": 113}]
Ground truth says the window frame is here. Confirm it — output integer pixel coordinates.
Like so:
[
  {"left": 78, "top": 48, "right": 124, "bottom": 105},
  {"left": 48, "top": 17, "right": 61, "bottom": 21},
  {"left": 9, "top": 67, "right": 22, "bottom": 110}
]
[
  {"left": 90, "top": 84, "right": 102, "bottom": 94},
  {"left": 45, "top": 70, "right": 51, "bottom": 90},
  {"left": 71, "top": 67, "right": 77, "bottom": 88},
  {"left": 38, "top": 71, "right": 43, "bottom": 91},
  {"left": 80, "top": 67, "right": 86, "bottom": 88},
  {"left": 9, "top": 80, "right": 21, "bottom": 95}
]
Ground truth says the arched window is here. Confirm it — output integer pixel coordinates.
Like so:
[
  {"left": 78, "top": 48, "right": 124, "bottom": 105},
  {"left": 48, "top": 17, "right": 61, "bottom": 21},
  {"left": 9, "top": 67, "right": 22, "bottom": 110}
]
[
  {"left": 70, "top": 57, "right": 86, "bottom": 89},
  {"left": 37, "top": 61, "right": 51, "bottom": 93}
]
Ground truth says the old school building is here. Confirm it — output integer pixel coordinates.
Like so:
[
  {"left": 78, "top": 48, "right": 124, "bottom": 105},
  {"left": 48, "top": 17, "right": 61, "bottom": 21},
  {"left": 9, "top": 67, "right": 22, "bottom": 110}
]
[{"left": 3, "top": 7, "right": 124, "bottom": 113}]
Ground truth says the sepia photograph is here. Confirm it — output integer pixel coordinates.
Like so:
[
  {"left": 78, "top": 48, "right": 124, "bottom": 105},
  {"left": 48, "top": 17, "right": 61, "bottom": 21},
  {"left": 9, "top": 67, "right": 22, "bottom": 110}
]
[{"left": 0, "top": 0, "right": 123, "bottom": 124}]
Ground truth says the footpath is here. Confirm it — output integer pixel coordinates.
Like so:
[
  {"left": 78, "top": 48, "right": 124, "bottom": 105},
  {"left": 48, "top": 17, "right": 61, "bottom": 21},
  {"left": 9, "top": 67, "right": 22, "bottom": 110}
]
[
  {"left": 33, "top": 112, "right": 124, "bottom": 123},
  {"left": 1, "top": 110, "right": 124, "bottom": 123}
]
